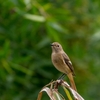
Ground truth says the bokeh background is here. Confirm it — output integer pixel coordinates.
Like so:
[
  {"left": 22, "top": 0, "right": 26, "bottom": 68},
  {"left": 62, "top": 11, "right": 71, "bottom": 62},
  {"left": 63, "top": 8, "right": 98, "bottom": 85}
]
[{"left": 0, "top": 0, "right": 100, "bottom": 100}]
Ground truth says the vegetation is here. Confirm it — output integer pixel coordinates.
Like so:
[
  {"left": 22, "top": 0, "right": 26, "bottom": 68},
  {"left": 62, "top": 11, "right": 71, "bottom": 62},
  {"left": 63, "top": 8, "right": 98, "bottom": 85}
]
[{"left": 0, "top": 0, "right": 100, "bottom": 100}]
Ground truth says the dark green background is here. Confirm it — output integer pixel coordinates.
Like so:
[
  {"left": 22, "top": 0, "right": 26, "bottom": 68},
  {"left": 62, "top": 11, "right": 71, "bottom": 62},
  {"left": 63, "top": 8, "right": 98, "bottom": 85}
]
[{"left": 0, "top": 0, "right": 100, "bottom": 100}]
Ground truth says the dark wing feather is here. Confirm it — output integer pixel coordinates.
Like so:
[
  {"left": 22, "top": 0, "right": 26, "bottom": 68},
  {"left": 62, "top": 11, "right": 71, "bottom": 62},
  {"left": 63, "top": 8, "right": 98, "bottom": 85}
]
[{"left": 62, "top": 53, "right": 75, "bottom": 76}]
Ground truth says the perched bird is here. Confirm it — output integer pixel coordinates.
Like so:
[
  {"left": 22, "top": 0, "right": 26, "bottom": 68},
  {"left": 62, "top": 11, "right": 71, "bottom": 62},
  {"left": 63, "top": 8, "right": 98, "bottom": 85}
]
[{"left": 51, "top": 42, "right": 77, "bottom": 91}]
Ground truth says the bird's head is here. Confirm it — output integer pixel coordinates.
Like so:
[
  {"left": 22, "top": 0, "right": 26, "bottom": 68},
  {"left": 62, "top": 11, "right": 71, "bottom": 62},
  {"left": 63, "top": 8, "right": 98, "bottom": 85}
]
[{"left": 51, "top": 42, "right": 63, "bottom": 53}]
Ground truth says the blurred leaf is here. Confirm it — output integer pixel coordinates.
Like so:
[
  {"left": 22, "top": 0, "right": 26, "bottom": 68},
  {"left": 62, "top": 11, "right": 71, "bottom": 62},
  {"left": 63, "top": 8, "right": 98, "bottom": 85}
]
[
  {"left": 24, "top": 14, "right": 46, "bottom": 22},
  {"left": 48, "top": 22, "right": 67, "bottom": 33},
  {"left": 10, "top": 62, "right": 33, "bottom": 75},
  {"left": 2, "top": 59, "right": 13, "bottom": 74},
  {"left": 36, "top": 37, "right": 50, "bottom": 49}
]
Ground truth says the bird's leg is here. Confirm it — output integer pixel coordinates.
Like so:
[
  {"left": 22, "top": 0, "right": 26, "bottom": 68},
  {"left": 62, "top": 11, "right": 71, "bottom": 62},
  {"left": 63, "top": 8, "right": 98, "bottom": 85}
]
[{"left": 58, "top": 73, "right": 65, "bottom": 80}]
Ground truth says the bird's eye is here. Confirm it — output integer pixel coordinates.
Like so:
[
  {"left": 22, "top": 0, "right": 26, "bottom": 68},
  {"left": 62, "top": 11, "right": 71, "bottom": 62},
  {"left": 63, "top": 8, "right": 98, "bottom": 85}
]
[{"left": 57, "top": 45, "right": 59, "bottom": 47}]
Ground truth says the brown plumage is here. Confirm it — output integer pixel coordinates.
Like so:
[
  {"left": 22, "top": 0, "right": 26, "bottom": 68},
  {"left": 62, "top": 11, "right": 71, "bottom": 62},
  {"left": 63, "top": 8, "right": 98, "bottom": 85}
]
[{"left": 51, "top": 42, "right": 77, "bottom": 91}]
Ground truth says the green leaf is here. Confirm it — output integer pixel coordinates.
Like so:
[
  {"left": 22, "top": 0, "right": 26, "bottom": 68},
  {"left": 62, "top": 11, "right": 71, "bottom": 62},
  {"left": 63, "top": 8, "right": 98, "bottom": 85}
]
[
  {"left": 24, "top": 14, "right": 46, "bottom": 22},
  {"left": 63, "top": 86, "right": 72, "bottom": 100}
]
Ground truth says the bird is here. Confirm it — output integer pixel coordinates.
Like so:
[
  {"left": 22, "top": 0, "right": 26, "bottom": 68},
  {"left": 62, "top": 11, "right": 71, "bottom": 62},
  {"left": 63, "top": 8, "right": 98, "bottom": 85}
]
[{"left": 51, "top": 42, "right": 77, "bottom": 91}]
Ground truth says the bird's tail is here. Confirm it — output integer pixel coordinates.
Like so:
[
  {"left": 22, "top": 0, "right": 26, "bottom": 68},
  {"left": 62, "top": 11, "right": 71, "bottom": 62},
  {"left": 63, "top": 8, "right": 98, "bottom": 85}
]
[{"left": 67, "top": 73, "right": 77, "bottom": 91}]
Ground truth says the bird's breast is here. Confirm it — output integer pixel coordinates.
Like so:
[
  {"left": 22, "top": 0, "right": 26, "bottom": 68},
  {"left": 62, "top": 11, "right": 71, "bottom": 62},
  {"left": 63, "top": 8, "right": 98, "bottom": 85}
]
[{"left": 51, "top": 53, "right": 70, "bottom": 74}]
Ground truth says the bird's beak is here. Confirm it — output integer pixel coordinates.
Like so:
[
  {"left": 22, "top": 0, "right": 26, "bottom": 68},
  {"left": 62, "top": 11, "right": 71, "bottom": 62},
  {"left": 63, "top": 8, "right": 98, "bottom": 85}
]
[{"left": 50, "top": 44, "right": 53, "bottom": 46}]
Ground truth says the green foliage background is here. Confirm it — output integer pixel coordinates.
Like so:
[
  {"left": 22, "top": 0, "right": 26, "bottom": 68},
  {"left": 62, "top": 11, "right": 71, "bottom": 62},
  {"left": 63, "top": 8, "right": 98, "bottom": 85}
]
[{"left": 0, "top": 0, "right": 100, "bottom": 100}]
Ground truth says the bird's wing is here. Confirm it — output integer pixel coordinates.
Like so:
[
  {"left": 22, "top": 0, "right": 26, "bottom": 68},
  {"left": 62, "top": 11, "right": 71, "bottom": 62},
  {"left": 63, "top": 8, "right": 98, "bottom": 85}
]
[{"left": 62, "top": 53, "right": 75, "bottom": 76}]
